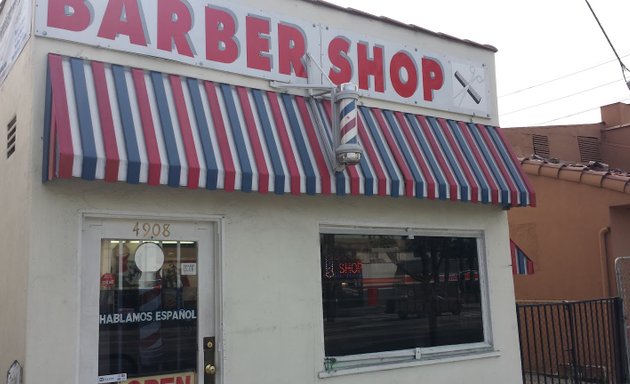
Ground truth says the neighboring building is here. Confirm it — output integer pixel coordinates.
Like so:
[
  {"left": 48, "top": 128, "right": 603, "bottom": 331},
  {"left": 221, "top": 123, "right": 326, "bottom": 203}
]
[
  {"left": 506, "top": 102, "right": 630, "bottom": 171},
  {"left": 0, "top": 1, "right": 534, "bottom": 384},
  {"left": 504, "top": 102, "right": 630, "bottom": 301}
]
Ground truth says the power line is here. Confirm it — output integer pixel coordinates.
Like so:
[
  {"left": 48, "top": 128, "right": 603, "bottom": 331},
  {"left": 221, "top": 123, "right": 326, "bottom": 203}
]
[
  {"left": 499, "top": 53, "right": 630, "bottom": 98},
  {"left": 533, "top": 96, "right": 630, "bottom": 126},
  {"left": 585, "top": 0, "right": 630, "bottom": 88},
  {"left": 502, "top": 1, "right": 630, "bottom": 110},
  {"left": 500, "top": 78, "right": 619, "bottom": 117}
]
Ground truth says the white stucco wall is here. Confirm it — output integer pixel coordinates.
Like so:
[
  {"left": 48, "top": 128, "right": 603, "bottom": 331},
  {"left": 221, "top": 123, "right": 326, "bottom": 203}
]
[
  {"left": 23, "top": 179, "right": 522, "bottom": 384},
  {"left": 0, "top": 35, "right": 33, "bottom": 377}
]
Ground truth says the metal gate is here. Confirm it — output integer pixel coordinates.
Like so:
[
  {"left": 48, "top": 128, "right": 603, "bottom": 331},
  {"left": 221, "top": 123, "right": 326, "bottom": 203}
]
[{"left": 516, "top": 299, "right": 627, "bottom": 384}]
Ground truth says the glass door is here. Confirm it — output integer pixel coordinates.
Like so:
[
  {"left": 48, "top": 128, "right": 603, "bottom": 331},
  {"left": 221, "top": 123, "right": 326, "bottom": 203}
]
[{"left": 81, "top": 217, "right": 216, "bottom": 384}]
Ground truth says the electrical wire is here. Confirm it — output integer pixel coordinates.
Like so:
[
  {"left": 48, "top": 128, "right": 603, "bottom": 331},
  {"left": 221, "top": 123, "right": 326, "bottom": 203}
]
[
  {"left": 501, "top": 2, "right": 630, "bottom": 125},
  {"left": 500, "top": 79, "right": 619, "bottom": 117},
  {"left": 533, "top": 96, "right": 630, "bottom": 126},
  {"left": 585, "top": 0, "right": 630, "bottom": 88},
  {"left": 499, "top": 53, "right": 630, "bottom": 98}
]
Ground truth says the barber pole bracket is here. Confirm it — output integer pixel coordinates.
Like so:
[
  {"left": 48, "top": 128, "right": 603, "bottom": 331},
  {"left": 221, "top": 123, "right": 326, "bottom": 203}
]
[{"left": 271, "top": 59, "right": 363, "bottom": 172}]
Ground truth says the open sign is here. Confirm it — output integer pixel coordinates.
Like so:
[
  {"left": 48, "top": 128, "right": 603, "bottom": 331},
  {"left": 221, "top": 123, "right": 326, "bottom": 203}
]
[{"left": 123, "top": 372, "right": 195, "bottom": 384}]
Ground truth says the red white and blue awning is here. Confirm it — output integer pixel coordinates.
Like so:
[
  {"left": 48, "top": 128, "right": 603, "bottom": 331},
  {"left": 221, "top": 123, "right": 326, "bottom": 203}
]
[
  {"left": 43, "top": 54, "right": 535, "bottom": 207},
  {"left": 511, "top": 240, "right": 535, "bottom": 275}
]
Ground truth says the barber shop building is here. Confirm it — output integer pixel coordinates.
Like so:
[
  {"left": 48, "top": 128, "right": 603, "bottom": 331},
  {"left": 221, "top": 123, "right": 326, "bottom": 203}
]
[{"left": 0, "top": 0, "right": 534, "bottom": 383}]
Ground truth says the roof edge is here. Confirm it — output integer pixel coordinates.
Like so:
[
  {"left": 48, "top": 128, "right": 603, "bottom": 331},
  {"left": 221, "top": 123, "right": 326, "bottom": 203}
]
[
  {"left": 300, "top": 0, "right": 498, "bottom": 52},
  {"left": 519, "top": 156, "right": 630, "bottom": 195}
]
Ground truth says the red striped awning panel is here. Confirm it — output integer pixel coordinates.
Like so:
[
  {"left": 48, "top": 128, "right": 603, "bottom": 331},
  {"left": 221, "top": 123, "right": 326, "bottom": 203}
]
[
  {"left": 511, "top": 240, "right": 535, "bottom": 275},
  {"left": 43, "top": 54, "right": 535, "bottom": 207}
]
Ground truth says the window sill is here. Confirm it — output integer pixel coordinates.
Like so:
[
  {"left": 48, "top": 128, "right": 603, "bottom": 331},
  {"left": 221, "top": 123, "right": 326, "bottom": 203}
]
[{"left": 318, "top": 349, "right": 501, "bottom": 378}]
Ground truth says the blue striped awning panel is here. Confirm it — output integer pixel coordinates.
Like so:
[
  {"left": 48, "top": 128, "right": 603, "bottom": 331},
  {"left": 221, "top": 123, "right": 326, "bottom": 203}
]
[{"left": 43, "top": 54, "right": 535, "bottom": 207}]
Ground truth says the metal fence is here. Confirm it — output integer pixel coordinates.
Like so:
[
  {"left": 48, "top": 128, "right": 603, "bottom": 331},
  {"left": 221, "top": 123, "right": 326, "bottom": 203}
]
[{"left": 516, "top": 298, "right": 627, "bottom": 384}]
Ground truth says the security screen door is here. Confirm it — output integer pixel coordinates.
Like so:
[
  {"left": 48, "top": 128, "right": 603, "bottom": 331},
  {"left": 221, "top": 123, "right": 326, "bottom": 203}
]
[{"left": 81, "top": 217, "right": 216, "bottom": 384}]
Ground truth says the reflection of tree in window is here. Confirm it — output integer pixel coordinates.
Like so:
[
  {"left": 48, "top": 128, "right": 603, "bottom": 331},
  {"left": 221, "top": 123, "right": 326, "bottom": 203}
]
[
  {"left": 320, "top": 232, "right": 484, "bottom": 360},
  {"left": 393, "top": 237, "right": 477, "bottom": 345}
]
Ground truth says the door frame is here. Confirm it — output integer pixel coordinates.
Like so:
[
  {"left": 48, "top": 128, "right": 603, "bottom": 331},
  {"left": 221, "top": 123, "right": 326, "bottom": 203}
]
[{"left": 77, "top": 211, "right": 224, "bottom": 384}]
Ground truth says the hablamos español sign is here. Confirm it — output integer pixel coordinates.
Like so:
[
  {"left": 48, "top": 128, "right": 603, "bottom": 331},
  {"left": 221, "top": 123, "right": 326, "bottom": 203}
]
[{"left": 35, "top": 0, "right": 492, "bottom": 117}]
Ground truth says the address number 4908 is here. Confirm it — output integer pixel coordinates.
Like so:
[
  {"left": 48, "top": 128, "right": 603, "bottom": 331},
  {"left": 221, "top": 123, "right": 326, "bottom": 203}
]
[{"left": 132, "top": 222, "right": 171, "bottom": 238}]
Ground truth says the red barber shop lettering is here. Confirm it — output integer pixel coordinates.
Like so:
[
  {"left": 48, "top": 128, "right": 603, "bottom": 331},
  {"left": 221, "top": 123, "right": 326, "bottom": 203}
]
[
  {"left": 45, "top": 0, "right": 445, "bottom": 100},
  {"left": 206, "top": 10, "right": 307, "bottom": 77},
  {"left": 97, "top": 0, "right": 147, "bottom": 47},
  {"left": 205, "top": 6, "right": 239, "bottom": 63},
  {"left": 328, "top": 38, "right": 444, "bottom": 101},
  {"left": 48, "top": 0, "right": 198, "bottom": 56},
  {"left": 390, "top": 51, "right": 418, "bottom": 98},
  {"left": 47, "top": 0, "right": 307, "bottom": 78},
  {"left": 156, "top": 0, "right": 195, "bottom": 57},
  {"left": 328, "top": 36, "right": 353, "bottom": 84}
]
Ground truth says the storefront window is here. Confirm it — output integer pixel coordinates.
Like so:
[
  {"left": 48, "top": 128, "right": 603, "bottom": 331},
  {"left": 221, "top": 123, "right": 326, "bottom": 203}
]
[
  {"left": 98, "top": 240, "right": 198, "bottom": 379},
  {"left": 320, "top": 230, "right": 487, "bottom": 368}
]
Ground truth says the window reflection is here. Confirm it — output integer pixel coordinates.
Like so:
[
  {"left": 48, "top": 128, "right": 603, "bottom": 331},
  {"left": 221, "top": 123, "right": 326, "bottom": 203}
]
[
  {"left": 98, "top": 240, "right": 198, "bottom": 377},
  {"left": 321, "top": 233, "right": 484, "bottom": 357}
]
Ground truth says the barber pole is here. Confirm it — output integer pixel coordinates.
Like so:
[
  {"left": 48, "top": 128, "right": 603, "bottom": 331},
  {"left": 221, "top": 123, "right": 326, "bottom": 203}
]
[
  {"left": 337, "top": 83, "right": 360, "bottom": 147},
  {"left": 334, "top": 83, "right": 362, "bottom": 170},
  {"left": 139, "top": 272, "right": 163, "bottom": 370}
]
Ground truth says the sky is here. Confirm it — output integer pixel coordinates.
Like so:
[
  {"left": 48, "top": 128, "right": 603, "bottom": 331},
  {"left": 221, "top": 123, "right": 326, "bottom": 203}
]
[{"left": 325, "top": 0, "right": 630, "bottom": 128}]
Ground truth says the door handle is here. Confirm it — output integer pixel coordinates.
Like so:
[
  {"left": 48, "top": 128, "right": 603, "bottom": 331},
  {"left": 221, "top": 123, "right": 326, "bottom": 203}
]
[
  {"left": 205, "top": 364, "right": 216, "bottom": 375},
  {"left": 203, "top": 337, "right": 216, "bottom": 384}
]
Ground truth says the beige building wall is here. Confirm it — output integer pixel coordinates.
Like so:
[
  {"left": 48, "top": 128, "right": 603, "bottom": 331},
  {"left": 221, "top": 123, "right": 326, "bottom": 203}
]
[
  {"left": 609, "top": 206, "right": 630, "bottom": 283},
  {"left": 503, "top": 103, "right": 630, "bottom": 302},
  {"left": 24, "top": 182, "right": 523, "bottom": 384},
  {"left": 592, "top": 103, "right": 630, "bottom": 170},
  {"left": 509, "top": 169, "right": 630, "bottom": 301},
  {"left": 0, "top": 40, "right": 33, "bottom": 375},
  {"left": 504, "top": 103, "right": 630, "bottom": 171},
  {"left": 502, "top": 124, "right": 602, "bottom": 162}
]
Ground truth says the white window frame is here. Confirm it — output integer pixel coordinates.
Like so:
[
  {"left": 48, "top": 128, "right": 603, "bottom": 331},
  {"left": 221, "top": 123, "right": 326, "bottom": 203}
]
[{"left": 319, "top": 225, "right": 495, "bottom": 375}]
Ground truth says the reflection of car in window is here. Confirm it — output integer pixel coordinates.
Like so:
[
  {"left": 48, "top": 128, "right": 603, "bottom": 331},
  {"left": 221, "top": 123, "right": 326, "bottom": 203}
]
[{"left": 391, "top": 259, "right": 464, "bottom": 319}]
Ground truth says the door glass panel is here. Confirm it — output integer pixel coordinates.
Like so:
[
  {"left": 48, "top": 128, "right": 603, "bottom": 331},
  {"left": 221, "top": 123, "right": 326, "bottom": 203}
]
[{"left": 98, "top": 240, "right": 199, "bottom": 380}]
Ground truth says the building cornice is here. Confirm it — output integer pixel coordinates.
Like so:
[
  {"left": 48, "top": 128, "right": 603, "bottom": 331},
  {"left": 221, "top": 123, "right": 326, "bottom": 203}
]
[{"left": 519, "top": 156, "right": 630, "bottom": 195}]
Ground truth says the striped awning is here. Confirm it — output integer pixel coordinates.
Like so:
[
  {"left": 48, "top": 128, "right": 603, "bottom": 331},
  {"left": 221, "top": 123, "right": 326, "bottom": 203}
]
[
  {"left": 43, "top": 54, "right": 535, "bottom": 207},
  {"left": 511, "top": 240, "right": 535, "bottom": 275}
]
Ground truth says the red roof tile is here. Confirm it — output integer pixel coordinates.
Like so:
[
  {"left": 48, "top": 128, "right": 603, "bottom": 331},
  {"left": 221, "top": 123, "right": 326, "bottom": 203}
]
[{"left": 520, "top": 156, "right": 630, "bottom": 195}]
